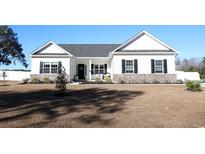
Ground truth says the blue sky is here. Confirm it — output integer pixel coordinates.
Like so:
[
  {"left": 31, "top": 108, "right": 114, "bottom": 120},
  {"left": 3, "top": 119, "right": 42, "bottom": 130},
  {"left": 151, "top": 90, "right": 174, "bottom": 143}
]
[{"left": 1, "top": 25, "right": 205, "bottom": 70}]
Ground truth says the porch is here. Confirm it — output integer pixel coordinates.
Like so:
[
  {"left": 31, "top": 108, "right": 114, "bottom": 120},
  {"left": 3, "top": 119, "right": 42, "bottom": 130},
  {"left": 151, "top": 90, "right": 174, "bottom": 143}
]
[{"left": 70, "top": 58, "right": 111, "bottom": 81}]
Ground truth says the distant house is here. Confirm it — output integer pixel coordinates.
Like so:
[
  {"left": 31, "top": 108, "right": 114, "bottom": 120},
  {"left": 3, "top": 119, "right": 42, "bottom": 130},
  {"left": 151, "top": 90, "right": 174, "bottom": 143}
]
[{"left": 30, "top": 30, "right": 179, "bottom": 83}]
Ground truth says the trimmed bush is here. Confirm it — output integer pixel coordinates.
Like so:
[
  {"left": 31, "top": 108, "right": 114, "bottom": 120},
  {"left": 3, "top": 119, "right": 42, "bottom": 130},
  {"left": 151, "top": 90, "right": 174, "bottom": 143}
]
[
  {"left": 104, "top": 76, "right": 113, "bottom": 84},
  {"left": 186, "top": 80, "right": 202, "bottom": 91},
  {"left": 22, "top": 78, "right": 29, "bottom": 84},
  {"left": 176, "top": 79, "right": 184, "bottom": 84},
  {"left": 95, "top": 76, "right": 103, "bottom": 84},
  {"left": 31, "top": 77, "right": 40, "bottom": 84},
  {"left": 43, "top": 77, "right": 51, "bottom": 83},
  {"left": 95, "top": 76, "right": 101, "bottom": 82}
]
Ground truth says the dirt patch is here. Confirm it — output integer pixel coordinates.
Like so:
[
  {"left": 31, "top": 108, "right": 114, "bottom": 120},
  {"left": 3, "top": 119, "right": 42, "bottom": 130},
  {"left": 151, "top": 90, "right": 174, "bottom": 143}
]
[{"left": 0, "top": 83, "right": 205, "bottom": 128}]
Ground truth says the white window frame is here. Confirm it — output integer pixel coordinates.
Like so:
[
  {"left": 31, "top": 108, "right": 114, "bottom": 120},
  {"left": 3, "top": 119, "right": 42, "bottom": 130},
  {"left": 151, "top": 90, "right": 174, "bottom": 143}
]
[
  {"left": 42, "top": 62, "right": 50, "bottom": 74},
  {"left": 93, "top": 64, "right": 105, "bottom": 75},
  {"left": 99, "top": 64, "right": 105, "bottom": 74},
  {"left": 51, "top": 62, "right": 58, "bottom": 74},
  {"left": 125, "top": 60, "right": 134, "bottom": 74},
  {"left": 154, "top": 60, "right": 164, "bottom": 74}
]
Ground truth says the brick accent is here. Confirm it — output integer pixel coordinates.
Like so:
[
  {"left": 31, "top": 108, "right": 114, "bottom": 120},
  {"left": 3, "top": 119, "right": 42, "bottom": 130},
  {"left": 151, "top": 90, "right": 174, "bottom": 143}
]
[
  {"left": 113, "top": 74, "right": 177, "bottom": 84},
  {"left": 30, "top": 74, "right": 70, "bottom": 82}
]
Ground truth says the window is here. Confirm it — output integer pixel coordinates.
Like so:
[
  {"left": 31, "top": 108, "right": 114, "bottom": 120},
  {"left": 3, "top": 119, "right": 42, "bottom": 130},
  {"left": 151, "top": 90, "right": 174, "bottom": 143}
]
[
  {"left": 93, "top": 64, "right": 105, "bottom": 74},
  {"left": 51, "top": 62, "right": 58, "bottom": 73},
  {"left": 41, "top": 62, "right": 59, "bottom": 74},
  {"left": 100, "top": 65, "right": 105, "bottom": 74},
  {"left": 155, "top": 60, "right": 163, "bottom": 73},
  {"left": 94, "top": 64, "right": 99, "bottom": 74},
  {"left": 43, "top": 62, "right": 50, "bottom": 73},
  {"left": 125, "top": 60, "right": 133, "bottom": 73}
]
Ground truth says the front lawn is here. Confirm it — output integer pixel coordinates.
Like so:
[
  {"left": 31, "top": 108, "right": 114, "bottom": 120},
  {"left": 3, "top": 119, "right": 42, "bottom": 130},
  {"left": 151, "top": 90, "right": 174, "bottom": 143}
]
[{"left": 0, "top": 83, "right": 205, "bottom": 127}]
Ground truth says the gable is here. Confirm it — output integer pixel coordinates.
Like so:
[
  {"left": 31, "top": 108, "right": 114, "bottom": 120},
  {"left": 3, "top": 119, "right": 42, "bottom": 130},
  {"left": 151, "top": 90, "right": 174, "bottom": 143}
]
[
  {"left": 30, "top": 41, "right": 73, "bottom": 56},
  {"left": 122, "top": 33, "right": 169, "bottom": 50},
  {"left": 113, "top": 31, "right": 177, "bottom": 54}
]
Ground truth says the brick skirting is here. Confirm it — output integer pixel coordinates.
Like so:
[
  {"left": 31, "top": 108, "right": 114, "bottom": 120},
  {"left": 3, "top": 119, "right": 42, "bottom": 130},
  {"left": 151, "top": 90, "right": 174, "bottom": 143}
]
[
  {"left": 30, "top": 74, "right": 70, "bottom": 82},
  {"left": 113, "top": 74, "right": 177, "bottom": 84}
]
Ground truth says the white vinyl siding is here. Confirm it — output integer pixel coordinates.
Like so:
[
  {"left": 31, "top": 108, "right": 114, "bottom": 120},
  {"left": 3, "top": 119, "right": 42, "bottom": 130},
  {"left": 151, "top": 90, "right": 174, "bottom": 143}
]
[{"left": 112, "top": 55, "right": 176, "bottom": 74}]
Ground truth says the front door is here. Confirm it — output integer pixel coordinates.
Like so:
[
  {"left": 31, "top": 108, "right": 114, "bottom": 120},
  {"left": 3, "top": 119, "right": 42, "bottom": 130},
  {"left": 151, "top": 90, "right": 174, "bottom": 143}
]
[{"left": 78, "top": 64, "right": 85, "bottom": 79}]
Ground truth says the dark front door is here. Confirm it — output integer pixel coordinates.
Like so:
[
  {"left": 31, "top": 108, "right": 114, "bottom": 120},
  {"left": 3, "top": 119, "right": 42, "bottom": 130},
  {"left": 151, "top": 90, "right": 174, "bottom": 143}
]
[{"left": 78, "top": 64, "right": 85, "bottom": 79}]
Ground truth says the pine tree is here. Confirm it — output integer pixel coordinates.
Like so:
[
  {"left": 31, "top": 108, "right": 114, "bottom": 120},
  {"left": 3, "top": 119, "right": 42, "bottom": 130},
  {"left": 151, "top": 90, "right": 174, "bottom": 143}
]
[
  {"left": 0, "top": 26, "right": 28, "bottom": 67},
  {"left": 55, "top": 66, "right": 67, "bottom": 94}
]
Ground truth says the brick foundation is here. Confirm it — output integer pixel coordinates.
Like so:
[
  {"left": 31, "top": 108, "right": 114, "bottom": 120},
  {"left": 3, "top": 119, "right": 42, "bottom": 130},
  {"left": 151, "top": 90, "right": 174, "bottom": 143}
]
[
  {"left": 30, "top": 74, "right": 70, "bottom": 82},
  {"left": 113, "top": 74, "right": 177, "bottom": 84}
]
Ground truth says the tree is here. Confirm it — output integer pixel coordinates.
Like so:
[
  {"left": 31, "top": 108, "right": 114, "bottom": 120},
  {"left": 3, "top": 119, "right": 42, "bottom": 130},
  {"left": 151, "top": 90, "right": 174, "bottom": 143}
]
[
  {"left": 175, "top": 57, "right": 182, "bottom": 70},
  {"left": 55, "top": 66, "right": 67, "bottom": 95},
  {"left": 202, "top": 57, "right": 205, "bottom": 65},
  {"left": 0, "top": 26, "right": 28, "bottom": 67}
]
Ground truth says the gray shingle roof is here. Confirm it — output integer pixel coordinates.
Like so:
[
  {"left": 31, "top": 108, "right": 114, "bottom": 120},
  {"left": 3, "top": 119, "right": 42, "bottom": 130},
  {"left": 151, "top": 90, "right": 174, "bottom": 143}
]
[{"left": 58, "top": 44, "right": 121, "bottom": 57}]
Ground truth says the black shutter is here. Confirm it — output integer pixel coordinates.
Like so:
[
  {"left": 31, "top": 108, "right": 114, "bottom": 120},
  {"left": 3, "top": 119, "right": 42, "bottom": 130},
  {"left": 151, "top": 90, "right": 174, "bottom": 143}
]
[
  {"left": 122, "top": 59, "right": 125, "bottom": 73},
  {"left": 134, "top": 59, "right": 138, "bottom": 74},
  {"left": 151, "top": 59, "right": 155, "bottom": 73},
  {"left": 104, "top": 64, "right": 107, "bottom": 74},
  {"left": 40, "top": 61, "right": 43, "bottom": 74},
  {"left": 84, "top": 65, "right": 87, "bottom": 76},
  {"left": 163, "top": 59, "right": 167, "bottom": 73},
  {"left": 91, "top": 64, "right": 94, "bottom": 74},
  {"left": 58, "top": 61, "right": 62, "bottom": 73}
]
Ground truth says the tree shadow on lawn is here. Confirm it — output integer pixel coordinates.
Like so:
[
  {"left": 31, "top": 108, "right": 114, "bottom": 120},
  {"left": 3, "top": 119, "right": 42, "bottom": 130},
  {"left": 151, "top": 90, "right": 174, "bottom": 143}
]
[{"left": 0, "top": 87, "right": 144, "bottom": 127}]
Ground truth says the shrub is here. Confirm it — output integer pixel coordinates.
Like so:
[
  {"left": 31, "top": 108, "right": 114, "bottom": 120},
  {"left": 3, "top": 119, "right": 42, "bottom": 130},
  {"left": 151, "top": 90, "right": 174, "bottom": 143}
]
[
  {"left": 95, "top": 76, "right": 101, "bottom": 82},
  {"left": 164, "top": 80, "right": 171, "bottom": 84},
  {"left": 31, "top": 77, "right": 40, "bottom": 84},
  {"left": 176, "top": 79, "right": 184, "bottom": 84},
  {"left": 142, "top": 80, "right": 149, "bottom": 84},
  {"left": 186, "top": 80, "right": 202, "bottom": 91},
  {"left": 152, "top": 80, "right": 160, "bottom": 84},
  {"left": 95, "top": 76, "right": 103, "bottom": 84},
  {"left": 104, "top": 76, "right": 113, "bottom": 84},
  {"left": 43, "top": 77, "right": 51, "bottom": 83},
  {"left": 119, "top": 80, "right": 125, "bottom": 84},
  {"left": 22, "top": 78, "right": 29, "bottom": 84},
  {"left": 55, "top": 67, "right": 67, "bottom": 94},
  {"left": 200, "top": 73, "right": 205, "bottom": 79}
]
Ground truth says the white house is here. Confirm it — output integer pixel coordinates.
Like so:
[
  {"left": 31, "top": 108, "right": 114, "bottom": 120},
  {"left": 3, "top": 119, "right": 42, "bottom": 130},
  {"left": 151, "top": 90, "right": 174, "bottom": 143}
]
[{"left": 30, "top": 30, "right": 179, "bottom": 83}]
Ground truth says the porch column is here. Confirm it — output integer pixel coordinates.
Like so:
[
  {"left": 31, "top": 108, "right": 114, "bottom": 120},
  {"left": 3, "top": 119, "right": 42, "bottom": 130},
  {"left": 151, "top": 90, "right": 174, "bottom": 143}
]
[{"left": 89, "top": 60, "right": 92, "bottom": 80}]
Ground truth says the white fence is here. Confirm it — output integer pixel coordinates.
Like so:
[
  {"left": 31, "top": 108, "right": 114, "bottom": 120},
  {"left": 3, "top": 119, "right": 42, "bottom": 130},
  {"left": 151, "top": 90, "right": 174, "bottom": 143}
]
[
  {"left": 176, "top": 71, "right": 200, "bottom": 81},
  {"left": 0, "top": 70, "right": 31, "bottom": 81}
]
